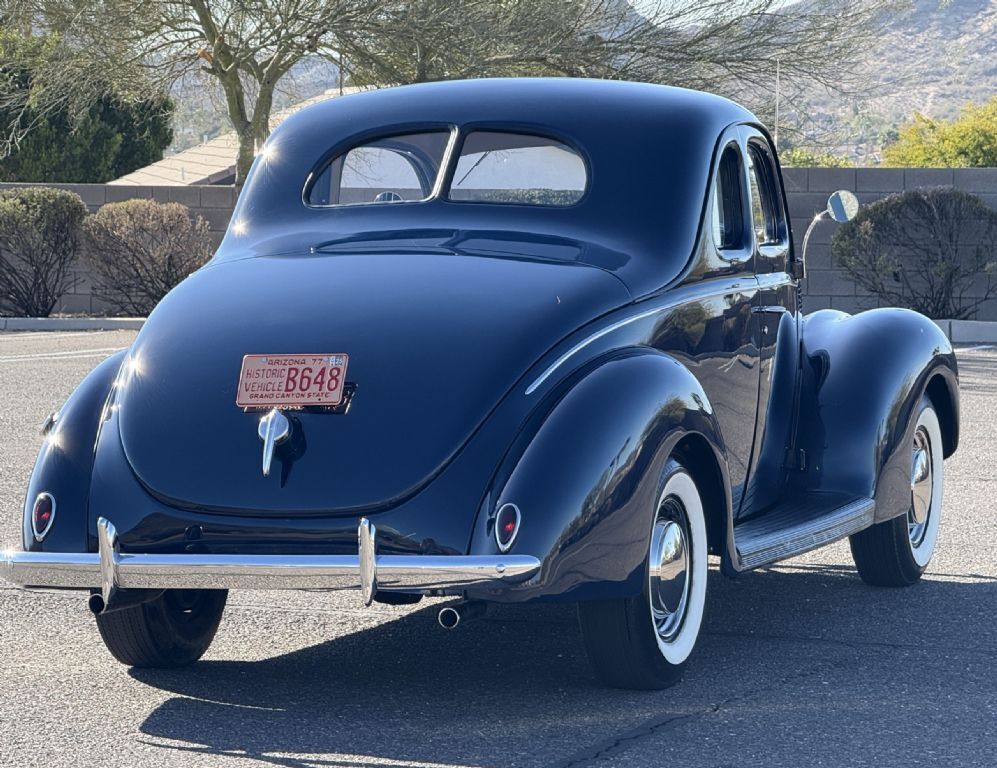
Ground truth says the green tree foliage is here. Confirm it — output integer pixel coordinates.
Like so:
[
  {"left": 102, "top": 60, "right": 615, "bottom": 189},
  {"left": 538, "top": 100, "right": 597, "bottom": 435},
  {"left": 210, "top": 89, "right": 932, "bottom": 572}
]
[
  {"left": 0, "top": 186, "right": 88, "bottom": 316},
  {"left": 832, "top": 188, "right": 997, "bottom": 320},
  {"left": 0, "top": 30, "right": 173, "bottom": 183},
  {"left": 883, "top": 98, "right": 997, "bottom": 168},
  {"left": 779, "top": 148, "right": 852, "bottom": 168}
]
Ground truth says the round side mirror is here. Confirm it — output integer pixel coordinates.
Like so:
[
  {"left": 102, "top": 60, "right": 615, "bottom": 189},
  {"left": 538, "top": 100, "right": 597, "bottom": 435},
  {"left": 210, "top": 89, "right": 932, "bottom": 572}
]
[{"left": 827, "top": 190, "right": 859, "bottom": 223}]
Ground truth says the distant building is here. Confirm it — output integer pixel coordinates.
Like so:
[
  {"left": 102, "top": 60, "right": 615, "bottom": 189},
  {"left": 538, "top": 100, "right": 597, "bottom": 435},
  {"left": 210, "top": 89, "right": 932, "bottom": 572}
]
[{"left": 110, "top": 87, "right": 363, "bottom": 186}]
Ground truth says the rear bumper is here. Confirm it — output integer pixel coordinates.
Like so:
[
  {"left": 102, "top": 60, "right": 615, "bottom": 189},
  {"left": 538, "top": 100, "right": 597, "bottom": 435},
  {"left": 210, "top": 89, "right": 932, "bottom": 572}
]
[{"left": 1, "top": 517, "right": 541, "bottom": 606}]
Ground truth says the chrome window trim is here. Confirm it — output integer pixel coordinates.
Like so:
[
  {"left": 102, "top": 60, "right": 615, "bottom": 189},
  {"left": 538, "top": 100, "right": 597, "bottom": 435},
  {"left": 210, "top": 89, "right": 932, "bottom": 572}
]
[
  {"left": 742, "top": 130, "right": 791, "bottom": 254},
  {"left": 302, "top": 126, "right": 459, "bottom": 209},
  {"left": 430, "top": 127, "right": 461, "bottom": 200},
  {"left": 710, "top": 135, "right": 753, "bottom": 265}
]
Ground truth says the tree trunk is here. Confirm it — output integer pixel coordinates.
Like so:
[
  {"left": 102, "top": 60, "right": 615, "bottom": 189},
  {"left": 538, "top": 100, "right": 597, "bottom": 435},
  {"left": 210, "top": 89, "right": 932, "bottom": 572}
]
[
  {"left": 414, "top": 43, "right": 428, "bottom": 83},
  {"left": 234, "top": 80, "right": 277, "bottom": 189},
  {"left": 235, "top": 130, "right": 257, "bottom": 189}
]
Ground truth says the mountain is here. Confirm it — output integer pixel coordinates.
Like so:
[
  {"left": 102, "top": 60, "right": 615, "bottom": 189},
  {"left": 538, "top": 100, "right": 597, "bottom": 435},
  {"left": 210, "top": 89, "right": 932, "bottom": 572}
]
[
  {"left": 165, "top": 1, "right": 995, "bottom": 162},
  {"left": 785, "top": 0, "right": 997, "bottom": 162},
  {"left": 868, "top": 0, "right": 996, "bottom": 121}
]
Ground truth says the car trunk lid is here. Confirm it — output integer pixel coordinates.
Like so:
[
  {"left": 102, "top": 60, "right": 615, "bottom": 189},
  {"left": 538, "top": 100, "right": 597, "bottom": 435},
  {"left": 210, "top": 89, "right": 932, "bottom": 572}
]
[{"left": 116, "top": 251, "right": 630, "bottom": 515}]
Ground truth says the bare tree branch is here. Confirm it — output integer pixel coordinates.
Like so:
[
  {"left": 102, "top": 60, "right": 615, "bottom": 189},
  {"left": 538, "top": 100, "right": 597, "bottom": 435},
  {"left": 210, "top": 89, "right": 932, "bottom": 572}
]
[{"left": 3, "top": 0, "right": 911, "bottom": 183}]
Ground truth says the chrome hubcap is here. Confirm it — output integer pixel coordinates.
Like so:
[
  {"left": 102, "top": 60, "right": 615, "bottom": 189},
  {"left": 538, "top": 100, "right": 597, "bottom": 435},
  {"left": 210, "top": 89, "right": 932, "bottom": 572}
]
[
  {"left": 908, "top": 427, "right": 933, "bottom": 547},
  {"left": 649, "top": 499, "right": 691, "bottom": 643}
]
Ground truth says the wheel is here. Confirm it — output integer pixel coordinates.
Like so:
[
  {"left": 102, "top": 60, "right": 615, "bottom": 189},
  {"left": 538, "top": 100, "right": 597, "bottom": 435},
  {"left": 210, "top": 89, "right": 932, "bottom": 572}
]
[
  {"left": 577, "top": 458, "right": 708, "bottom": 690},
  {"left": 94, "top": 589, "right": 227, "bottom": 668},
  {"left": 850, "top": 396, "right": 944, "bottom": 586}
]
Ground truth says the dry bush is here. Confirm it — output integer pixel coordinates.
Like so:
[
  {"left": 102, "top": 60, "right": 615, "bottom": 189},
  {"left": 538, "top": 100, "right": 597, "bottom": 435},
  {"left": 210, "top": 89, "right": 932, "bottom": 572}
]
[
  {"left": 83, "top": 199, "right": 213, "bottom": 315},
  {"left": 0, "top": 186, "right": 87, "bottom": 316},
  {"left": 833, "top": 188, "right": 997, "bottom": 320}
]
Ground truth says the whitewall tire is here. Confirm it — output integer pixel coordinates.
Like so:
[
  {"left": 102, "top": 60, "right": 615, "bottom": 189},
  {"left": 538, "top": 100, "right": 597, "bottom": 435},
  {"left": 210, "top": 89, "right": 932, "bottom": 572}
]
[
  {"left": 850, "top": 396, "right": 944, "bottom": 586},
  {"left": 578, "top": 458, "right": 708, "bottom": 689}
]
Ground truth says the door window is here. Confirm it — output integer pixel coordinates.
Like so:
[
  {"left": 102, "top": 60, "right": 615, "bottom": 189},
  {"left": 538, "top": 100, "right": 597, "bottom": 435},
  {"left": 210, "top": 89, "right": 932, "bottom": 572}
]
[{"left": 746, "top": 142, "right": 787, "bottom": 247}]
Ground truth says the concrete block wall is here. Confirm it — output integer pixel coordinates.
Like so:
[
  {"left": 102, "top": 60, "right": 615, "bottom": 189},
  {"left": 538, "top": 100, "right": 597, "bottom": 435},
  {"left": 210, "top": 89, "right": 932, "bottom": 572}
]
[
  {"left": 2, "top": 170, "right": 997, "bottom": 318},
  {"left": 0, "top": 183, "right": 236, "bottom": 315},
  {"left": 783, "top": 168, "right": 997, "bottom": 320}
]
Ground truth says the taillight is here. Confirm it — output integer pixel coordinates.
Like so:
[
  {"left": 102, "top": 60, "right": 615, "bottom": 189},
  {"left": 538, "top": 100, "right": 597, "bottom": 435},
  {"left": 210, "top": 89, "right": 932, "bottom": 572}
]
[
  {"left": 32, "top": 493, "right": 56, "bottom": 542},
  {"left": 494, "top": 503, "right": 521, "bottom": 552}
]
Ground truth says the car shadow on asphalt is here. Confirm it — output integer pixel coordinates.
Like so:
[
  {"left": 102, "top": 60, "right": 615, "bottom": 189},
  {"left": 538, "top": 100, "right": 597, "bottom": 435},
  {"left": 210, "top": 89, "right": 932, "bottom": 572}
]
[
  {"left": 953, "top": 350, "right": 997, "bottom": 397},
  {"left": 130, "top": 566, "right": 997, "bottom": 768}
]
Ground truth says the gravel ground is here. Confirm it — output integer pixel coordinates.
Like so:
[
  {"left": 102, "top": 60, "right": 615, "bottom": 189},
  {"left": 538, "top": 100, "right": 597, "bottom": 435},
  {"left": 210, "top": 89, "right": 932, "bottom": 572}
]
[{"left": 0, "top": 331, "right": 994, "bottom": 768}]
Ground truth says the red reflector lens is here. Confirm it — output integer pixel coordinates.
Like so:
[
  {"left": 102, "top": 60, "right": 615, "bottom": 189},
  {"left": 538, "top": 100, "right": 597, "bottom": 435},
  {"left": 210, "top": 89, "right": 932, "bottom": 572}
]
[
  {"left": 32, "top": 493, "right": 55, "bottom": 541},
  {"left": 494, "top": 504, "right": 520, "bottom": 552}
]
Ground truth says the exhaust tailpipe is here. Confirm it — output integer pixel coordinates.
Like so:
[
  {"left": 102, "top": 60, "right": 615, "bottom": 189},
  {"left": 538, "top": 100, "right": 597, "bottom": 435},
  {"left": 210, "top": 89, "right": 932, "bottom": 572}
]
[
  {"left": 87, "top": 593, "right": 106, "bottom": 615},
  {"left": 437, "top": 600, "right": 487, "bottom": 630},
  {"left": 87, "top": 588, "right": 164, "bottom": 616}
]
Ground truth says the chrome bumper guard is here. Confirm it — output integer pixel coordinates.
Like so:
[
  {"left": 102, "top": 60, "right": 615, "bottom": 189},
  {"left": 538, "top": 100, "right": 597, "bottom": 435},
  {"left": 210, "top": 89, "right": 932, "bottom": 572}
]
[{"left": 1, "top": 517, "right": 541, "bottom": 606}]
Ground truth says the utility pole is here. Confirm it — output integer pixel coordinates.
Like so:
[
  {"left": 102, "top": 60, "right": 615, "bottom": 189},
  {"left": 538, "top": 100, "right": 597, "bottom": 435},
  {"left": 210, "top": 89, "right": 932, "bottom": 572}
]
[{"left": 774, "top": 58, "right": 781, "bottom": 149}]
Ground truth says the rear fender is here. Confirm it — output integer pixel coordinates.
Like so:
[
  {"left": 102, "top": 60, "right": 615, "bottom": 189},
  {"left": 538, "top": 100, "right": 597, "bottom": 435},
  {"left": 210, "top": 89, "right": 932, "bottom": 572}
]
[
  {"left": 467, "top": 349, "right": 732, "bottom": 602},
  {"left": 20, "top": 351, "right": 126, "bottom": 552},
  {"left": 796, "top": 309, "right": 958, "bottom": 522}
]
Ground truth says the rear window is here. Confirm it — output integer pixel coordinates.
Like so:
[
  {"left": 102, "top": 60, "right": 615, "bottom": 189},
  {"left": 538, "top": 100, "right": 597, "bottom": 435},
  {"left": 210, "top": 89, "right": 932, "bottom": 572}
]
[
  {"left": 305, "top": 131, "right": 451, "bottom": 207},
  {"left": 447, "top": 131, "right": 586, "bottom": 206}
]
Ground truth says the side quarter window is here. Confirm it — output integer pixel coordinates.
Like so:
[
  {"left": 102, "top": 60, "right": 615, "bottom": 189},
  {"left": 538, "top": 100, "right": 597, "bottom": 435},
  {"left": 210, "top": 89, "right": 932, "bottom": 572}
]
[
  {"left": 710, "top": 143, "right": 749, "bottom": 257},
  {"left": 745, "top": 138, "right": 790, "bottom": 266}
]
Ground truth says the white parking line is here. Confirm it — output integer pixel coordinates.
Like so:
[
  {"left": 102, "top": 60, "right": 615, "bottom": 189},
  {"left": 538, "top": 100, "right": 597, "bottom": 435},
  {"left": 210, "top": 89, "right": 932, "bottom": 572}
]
[
  {"left": 0, "top": 347, "right": 125, "bottom": 363},
  {"left": 959, "top": 345, "right": 996, "bottom": 352}
]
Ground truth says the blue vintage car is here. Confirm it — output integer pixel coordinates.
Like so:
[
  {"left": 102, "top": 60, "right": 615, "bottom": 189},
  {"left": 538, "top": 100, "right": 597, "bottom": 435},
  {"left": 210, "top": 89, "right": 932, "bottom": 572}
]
[{"left": 2, "top": 79, "right": 959, "bottom": 689}]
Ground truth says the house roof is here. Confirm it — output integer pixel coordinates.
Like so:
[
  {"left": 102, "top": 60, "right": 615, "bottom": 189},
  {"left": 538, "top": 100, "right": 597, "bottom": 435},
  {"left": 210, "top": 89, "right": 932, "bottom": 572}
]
[{"left": 110, "top": 86, "right": 364, "bottom": 186}]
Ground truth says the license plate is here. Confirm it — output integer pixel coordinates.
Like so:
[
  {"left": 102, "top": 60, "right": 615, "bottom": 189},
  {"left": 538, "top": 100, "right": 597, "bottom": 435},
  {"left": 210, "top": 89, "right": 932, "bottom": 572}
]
[{"left": 237, "top": 354, "right": 349, "bottom": 408}]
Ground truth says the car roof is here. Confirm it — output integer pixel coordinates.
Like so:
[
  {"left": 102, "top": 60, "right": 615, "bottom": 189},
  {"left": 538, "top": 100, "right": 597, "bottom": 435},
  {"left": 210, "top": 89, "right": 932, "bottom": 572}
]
[
  {"left": 223, "top": 78, "right": 759, "bottom": 296},
  {"left": 286, "top": 77, "right": 753, "bottom": 133}
]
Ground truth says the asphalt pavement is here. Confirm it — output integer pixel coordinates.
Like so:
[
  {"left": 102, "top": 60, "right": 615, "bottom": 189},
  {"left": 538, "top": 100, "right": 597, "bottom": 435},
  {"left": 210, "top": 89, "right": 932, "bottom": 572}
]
[{"left": 0, "top": 331, "right": 994, "bottom": 768}]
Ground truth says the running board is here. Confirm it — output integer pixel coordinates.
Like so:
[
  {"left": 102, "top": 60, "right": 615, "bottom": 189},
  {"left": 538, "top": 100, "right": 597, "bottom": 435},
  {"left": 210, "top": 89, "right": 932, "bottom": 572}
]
[{"left": 733, "top": 494, "right": 875, "bottom": 571}]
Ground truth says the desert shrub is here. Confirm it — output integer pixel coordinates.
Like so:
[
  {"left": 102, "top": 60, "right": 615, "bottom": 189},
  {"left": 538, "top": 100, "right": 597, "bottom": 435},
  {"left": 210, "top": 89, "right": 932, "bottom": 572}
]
[
  {"left": 832, "top": 188, "right": 997, "bottom": 320},
  {"left": 0, "top": 187, "right": 88, "bottom": 316},
  {"left": 883, "top": 98, "right": 997, "bottom": 168},
  {"left": 779, "top": 148, "right": 852, "bottom": 168},
  {"left": 83, "top": 199, "right": 214, "bottom": 315}
]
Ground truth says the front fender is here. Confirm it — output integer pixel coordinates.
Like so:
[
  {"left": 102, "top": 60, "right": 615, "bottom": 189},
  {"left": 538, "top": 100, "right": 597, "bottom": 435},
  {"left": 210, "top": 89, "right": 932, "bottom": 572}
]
[
  {"left": 20, "top": 350, "right": 126, "bottom": 552},
  {"left": 798, "top": 308, "right": 958, "bottom": 522},
  {"left": 468, "top": 349, "right": 729, "bottom": 603}
]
